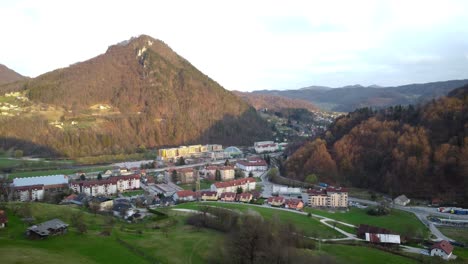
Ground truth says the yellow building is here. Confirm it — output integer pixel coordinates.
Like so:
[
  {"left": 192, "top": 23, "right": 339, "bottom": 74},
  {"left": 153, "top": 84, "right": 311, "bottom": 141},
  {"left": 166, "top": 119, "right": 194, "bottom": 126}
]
[{"left": 188, "top": 145, "right": 202, "bottom": 154}]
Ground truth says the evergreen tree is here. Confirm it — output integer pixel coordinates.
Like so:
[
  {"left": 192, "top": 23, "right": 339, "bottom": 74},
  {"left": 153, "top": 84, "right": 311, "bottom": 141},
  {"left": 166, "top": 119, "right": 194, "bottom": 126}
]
[{"left": 215, "top": 169, "right": 222, "bottom": 181}]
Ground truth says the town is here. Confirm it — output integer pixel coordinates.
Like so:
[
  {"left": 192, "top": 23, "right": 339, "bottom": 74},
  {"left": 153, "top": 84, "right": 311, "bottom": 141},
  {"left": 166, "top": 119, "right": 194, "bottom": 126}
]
[{"left": 1, "top": 140, "right": 467, "bottom": 263}]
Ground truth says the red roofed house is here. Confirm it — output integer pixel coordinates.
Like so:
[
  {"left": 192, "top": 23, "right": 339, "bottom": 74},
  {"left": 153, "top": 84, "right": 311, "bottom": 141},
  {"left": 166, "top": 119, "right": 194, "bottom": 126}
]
[
  {"left": 210, "top": 178, "right": 256, "bottom": 195},
  {"left": 285, "top": 198, "right": 304, "bottom": 210},
  {"left": 237, "top": 193, "right": 253, "bottom": 203},
  {"left": 235, "top": 158, "right": 268, "bottom": 172},
  {"left": 0, "top": 210, "right": 7, "bottom": 228},
  {"left": 220, "top": 192, "right": 236, "bottom": 202},
  {"left": 430, "top": 240, "right": 454, "bottom": 259},
  {"left": 174, "top": 190, "right": 197, "bottom": 202},
  {"left": 268, "top": 196, "right": 285, "bottom": 207},
  {"left": 200, "top": 191, "right": 218, "bottom": 201}
]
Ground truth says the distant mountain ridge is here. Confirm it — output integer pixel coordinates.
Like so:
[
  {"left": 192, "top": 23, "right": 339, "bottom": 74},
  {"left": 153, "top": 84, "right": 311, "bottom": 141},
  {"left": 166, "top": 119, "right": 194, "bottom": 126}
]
[
  {"left": 254, "top": 80, "right": 468, "bottom": 112},
  {"left": 0, "top": 64, "right": 27, "bottom": 85},
  {"left": 0, "top": 35, "right": 272, "bottom": 157},
  {"left": 233, "top": 91, "right": 318, "bottom": 112}
]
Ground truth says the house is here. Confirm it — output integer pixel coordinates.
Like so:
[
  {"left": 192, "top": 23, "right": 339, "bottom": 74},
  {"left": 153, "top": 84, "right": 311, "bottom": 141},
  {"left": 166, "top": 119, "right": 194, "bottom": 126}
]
[
  {"left": 235, "top": 158, "right": 268, "bottom": 172},
  {"left": 0, "top": 210, "right": 8, "bottom": 228},
  {"left": 285, "top": 199, "right": 304, "bottom": 210},
  {"left": 205, "top": 165, "right": 235, "bottom": 181},
  {"left": 357, "top": 224, "right": 401, "bottom": 244},
  {"left": 26, "top": 219, "right": 68, "bottom": 239},
  {"left": 210, "top": 178, "right": 256, "bottom": 195},
  {"left": 365, "top": 233, "right": 401, "bottom": 244},
  {"left": 91, "top": 196, "right": 114, "bottom": 211},
  {"left": 174, "top": 190, "right": 197, "bottom": 202},
  {"left": 103, "top": 170, "right": 113, "bottom": 177},
  {"left": 60, "top": 193, "right": 86, "bottom": 206},
  {"left": 267, "top": 196, "right": 285, "bottom": 207},
  {"left": 237, "top": 192, "right": 253, "bottom": 203},
  {"left": 200, "top": 191, "right": 218, "bottom": 201},
  {"left": 220, "top": 192, "right": 236, "bottom": 202},
  {"left": 12, "top": 175, "right": 69, "bottom": 201},
  {"left": 430, "top": 240, "right": 454, "bottom": 259},
  {"left": 394, "top": 195, "right": 410, "bottom": 206},
  {"left": 166, "top": 168, "right": 196, "bottom": 184},
  {"left": 308, "top": 187, "right": 348, "bottom": 208},
  {"left": 254, "top": 141, "right": 279, "bottom": 153},
  {"left": 69, "top": 175, "right": 141, "bottom": 196}
]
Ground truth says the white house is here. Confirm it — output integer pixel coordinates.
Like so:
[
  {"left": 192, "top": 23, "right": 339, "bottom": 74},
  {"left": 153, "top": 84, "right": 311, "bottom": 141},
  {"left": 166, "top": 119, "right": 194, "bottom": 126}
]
[
  {"left": 235, "top": 158, "right": 268, "bottom": 172},
  {"left": 394, "top": 194, "right": 410, "bottom": 206},
  {"left": 430, "top": 240, "right": 454, "bottom": 259},
  {"left": 12, "top": 175, "right": 69, "bottom": 201},
  {"left": 254, "top": 141, "right": 278, "bottom": 153},
  {"left": 70, "top": 175, "right": 140, "bottom": 196},
  {"left": 210, "top": 178, "right": 256, "bottom": 195}
]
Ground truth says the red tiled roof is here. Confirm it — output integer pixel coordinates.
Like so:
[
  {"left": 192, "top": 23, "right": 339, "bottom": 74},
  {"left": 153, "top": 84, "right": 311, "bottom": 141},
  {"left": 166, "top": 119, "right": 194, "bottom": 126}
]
[
  {"left": 267, "top": 196, "right": 285, "bottom": 203},
  {"left": 14, "top": 184, "right": 44, "bottom": 191},
  {"left": 220, "top": 192, "right": 236, "bottom": 199},
  {"left": 0, "top": 210, "right": 7, "bottom": 224},
  {"left": 176, "top": 190, "right": 196, "bottom": 198},
  {"left": 201, "top": 191, "right": 217, "bottom": 196},
  {"left": 213, "top": 177, "right": 256, "bottom": 188},
  {"left": 286, "top": 198, "right": 303, "bottom": 207},
  {"left": 308, "top": 188, "right": 327, "bottom": 196},
  {"left": 237, "top": 192, "right": 252, "bottom": 199},
  {"left": 431, "top": 240, "right": 454, "bottom": 255}
]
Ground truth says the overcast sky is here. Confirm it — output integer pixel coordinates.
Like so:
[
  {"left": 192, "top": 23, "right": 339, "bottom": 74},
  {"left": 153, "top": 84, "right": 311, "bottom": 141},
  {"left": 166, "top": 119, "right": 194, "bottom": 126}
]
[{"left": 1, "top": 0, "right": 467, "bottom": 91}]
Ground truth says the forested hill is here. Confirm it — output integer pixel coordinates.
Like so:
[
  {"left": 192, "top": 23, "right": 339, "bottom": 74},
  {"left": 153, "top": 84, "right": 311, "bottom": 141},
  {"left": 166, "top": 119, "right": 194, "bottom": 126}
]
[
  {"left": 285, "top": 84, "right": 468, "bottom": 205},
  {"left": 233, "top": 91, "right": 318, "bottom": 112},
  {"left": 0, "top": 64, "right": 27, "bottom": 85},
  {"left": 0, "top": 35, "right": 271, "bottom": 157},
  {"left": 254, "top": 80, "right": 468, "bottom": 112}
]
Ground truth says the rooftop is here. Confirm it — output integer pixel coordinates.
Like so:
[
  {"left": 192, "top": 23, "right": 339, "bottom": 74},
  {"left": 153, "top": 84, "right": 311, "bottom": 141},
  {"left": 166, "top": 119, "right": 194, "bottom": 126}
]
[
  {"left": 431, "top": 240, "right": 454, "bottom": 255},
  {"left": 13, "top": 175, "right": 69, "bottom": 187},
  {"left": 27, "top": 219, "right": 68, "bottom": 236}
]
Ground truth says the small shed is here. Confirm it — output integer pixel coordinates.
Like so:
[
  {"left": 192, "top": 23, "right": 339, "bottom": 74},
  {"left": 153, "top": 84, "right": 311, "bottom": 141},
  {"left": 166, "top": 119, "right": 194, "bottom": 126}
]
[{"left": 393, "top": 195, "right": 410, "bottom": 206}]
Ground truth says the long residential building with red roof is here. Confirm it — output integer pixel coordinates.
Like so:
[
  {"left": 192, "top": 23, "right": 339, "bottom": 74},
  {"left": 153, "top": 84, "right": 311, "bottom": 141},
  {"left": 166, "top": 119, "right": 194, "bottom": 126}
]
[
  {"left": 70, "top": 175, "right": 140, "bottom": 196},
  {"left": 210, "top": 178, "right": 256, "bottom": 195}
]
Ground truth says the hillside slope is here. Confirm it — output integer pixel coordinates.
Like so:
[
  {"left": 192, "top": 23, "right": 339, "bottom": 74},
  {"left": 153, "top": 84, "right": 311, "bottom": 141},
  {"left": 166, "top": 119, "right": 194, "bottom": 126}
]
[
  {"left": 0, "top": 64, "right": 26, "bottom": 85},
  {"left": 255, "top": 80, "right": 468, "bottom": 112},
  {"left": 0, "top": 35, "right": 271, "bottom": 157},
  {"left": 285, "top": 84, "right": 468, "bottom": 205},
  {"left": 233, "top": 91, "right": 318, "bottom": 112}
]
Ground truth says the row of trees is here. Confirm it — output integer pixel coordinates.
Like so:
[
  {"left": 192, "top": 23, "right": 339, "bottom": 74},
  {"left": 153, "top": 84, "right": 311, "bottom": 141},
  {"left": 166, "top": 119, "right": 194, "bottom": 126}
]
[{"left": 285, "top": 86, "right": 468, "bottom": 204}]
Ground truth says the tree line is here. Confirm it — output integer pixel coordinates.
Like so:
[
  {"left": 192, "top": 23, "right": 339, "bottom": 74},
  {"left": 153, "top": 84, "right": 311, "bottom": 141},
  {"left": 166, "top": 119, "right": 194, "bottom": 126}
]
[{"left": 285, "top": 85, "right": 468, "bottom": 205}]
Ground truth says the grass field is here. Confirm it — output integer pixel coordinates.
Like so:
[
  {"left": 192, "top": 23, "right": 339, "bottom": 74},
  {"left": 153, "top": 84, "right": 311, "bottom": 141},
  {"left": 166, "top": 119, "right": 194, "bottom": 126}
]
[
  {"left": 304, "top": 207, "right": 428, "bottom": 237},
  {"left": 438, "top": 226, "right": 468, "bottom": 244},
  {"left": 121, "top": 190, "right": 145, "bottom": 197},
  {"left": 179, "top": 179, "right": 213, "bottom": 190},
  {"left": 175, "top": 202, "right": 344, "bottom": 239},
  {"left": 320, "top": 244, "right": 419, "bottom": 264},
  {"left": 8, "top": 166, "right": 114, "bottom": 179},
  {"left": 0, "top": 203, "right": 222, "bottom": 264}
]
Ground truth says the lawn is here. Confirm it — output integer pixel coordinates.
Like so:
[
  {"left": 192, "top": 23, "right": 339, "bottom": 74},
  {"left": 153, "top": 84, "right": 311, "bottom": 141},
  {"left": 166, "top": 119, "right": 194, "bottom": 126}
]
[
  {"left": 8, "top": 166, "right": 114, "bottom": 179},
  {"left": 174, "top": 202, "right": 344, "bottom": 239},
  {"left": 320, "top": 244, "right": 419, "bottom": 264},
  {"left": 121, "top": 190, "right": 146, "bottom": 197},
  {"left": 179, "top": 179, "right": 213, "bottom": 190},
  {"left": 0, "top": 202, "right": 225, "bottom": 264},
  {"left": 303, "top": 207, "right": 428, "bottom": 237},
  {"left": 438, "top": 226, "right": 468, "bottom": 244}
]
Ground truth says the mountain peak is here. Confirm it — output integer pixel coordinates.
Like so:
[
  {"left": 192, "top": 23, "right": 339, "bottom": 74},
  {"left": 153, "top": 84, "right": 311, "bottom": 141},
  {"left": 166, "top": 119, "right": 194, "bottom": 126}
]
[{"left": 0, "top": 64, "right": 27, "bottom": 85}]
